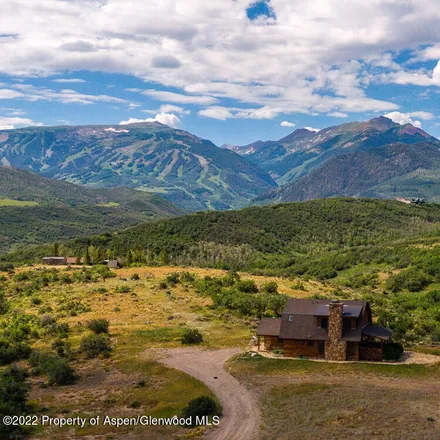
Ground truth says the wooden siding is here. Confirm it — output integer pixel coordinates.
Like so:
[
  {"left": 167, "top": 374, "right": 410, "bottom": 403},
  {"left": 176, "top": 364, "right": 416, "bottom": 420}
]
[
  {"left": 262, "top": 336, "right": 283, "bottom": 351},
  {"left": 283, "top": 339, "right": 324, "bottom": 358}
]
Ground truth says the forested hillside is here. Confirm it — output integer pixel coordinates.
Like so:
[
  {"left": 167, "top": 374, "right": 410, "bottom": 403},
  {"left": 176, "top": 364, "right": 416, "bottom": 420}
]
[
  {"left": 0, "top": 166, "right": 183, "bottom": 252},
  {"left": 0, "top": 122, "right": 276, "bottom": 210},
  {"left": 5, "top": 198, "right": 440, "bottom": 343}
]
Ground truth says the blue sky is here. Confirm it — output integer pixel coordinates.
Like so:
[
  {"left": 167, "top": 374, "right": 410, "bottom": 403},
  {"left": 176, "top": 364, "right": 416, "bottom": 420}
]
[{"left": 1, "top": 0, "right": 440, "bottom": 146}]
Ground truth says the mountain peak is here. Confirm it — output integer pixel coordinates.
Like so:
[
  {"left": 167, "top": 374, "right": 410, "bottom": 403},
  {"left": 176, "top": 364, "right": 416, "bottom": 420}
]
[
  {"left": 278, "top": 128, "right": 315, "bottom": 143},
  {"left": 363, "top": 116, "right": 398, "bottom": 131}
]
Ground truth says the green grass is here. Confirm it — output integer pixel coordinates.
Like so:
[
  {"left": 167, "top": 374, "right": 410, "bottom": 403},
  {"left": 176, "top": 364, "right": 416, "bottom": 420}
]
[
  {"left": 229, "top": 353, "right": 440, "bottom": 378},
  {"left": 409, "top": 345, "right": 440, "bottom": 356},
  {"left": 259, "top": 382, "right": 440, "bottom": 440},
  {"left": 0, "top": 198, "right": 38, "bottom": 207}
]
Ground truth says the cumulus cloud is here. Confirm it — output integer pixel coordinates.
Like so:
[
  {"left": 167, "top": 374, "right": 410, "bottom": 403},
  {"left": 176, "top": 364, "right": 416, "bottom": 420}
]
[
  {"left": 280, "top": 121, "right": 295, "bottom": 127},
  {"left": 3, "top": 0, "right": 435, "bottom": 117},
  {"left": 151, "top": 56, "right": 181, "bottom": 69},
  {"left": 119, "top": 113, "right": 182, "bottom": 128},
  {"left": 0, "top": 116, "right": 43, "bottom": 129},
  {"left": 305, "top": 126, "right": 320, "bottom": 132},
  {"left": 384, "top": 111, "right": 434, "bottom": 128}
]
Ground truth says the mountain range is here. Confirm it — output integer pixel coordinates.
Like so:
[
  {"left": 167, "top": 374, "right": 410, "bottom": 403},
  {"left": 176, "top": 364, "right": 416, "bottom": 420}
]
[
  {"left": 0, "top": 122, "right": 276, "bottom": 211},
  {"left": 2, "top": 116, "right": 440, "bottom": 214},
  {"left": 0, "top": 166, "right": 183, "bottom": 252},
  {"left": 224, "top": 116, "right": 440, "bottom": 204}
]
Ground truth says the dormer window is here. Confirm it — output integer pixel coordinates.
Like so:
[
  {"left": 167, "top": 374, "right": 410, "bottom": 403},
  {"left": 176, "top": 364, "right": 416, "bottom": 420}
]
[{"left": 288, "top": 315, "right": 293, "bottom": 322}]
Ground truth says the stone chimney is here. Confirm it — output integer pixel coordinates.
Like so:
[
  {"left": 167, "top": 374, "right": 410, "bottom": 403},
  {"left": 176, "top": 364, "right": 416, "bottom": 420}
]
[{"left": 325, "top": 300, "right": 346, "bottom": 360}]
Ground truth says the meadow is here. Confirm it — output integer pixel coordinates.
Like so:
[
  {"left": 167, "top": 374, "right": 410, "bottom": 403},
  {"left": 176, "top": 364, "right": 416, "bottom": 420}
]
[{"left": 1, "top": 264, "right": 439, "bottom": 439}]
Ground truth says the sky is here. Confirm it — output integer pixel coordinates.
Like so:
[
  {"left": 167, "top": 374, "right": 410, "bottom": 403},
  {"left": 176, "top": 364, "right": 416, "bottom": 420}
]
[{"left": 1, "top": 0, "right": 440, "bottom": 146}]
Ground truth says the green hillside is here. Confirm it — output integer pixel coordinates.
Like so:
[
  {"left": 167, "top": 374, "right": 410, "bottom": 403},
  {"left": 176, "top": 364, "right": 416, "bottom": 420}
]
[
  {"left": 257, "top": 142, "right": 440, "bottom": 204},
  {"left": 0, "top": 122, "right": 276, "bottom": 210},
  {"left": 0, "top": 166, "right": 183, "bottom": 252},
  {"left": 6, "top": 198, "right": 440, "bottom": 342}
]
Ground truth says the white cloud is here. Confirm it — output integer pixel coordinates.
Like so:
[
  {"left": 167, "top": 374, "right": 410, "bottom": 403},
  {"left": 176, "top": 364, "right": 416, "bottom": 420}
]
[
  {"left": 199, "top": 106, "right": 281, "bottom": 121},
  {"left": 0, "top": 116, "right": 43, "bottom": 129},
  {"left": 52, "top": 78, "right": 86, "bottom": 83},
  {"left": 0, "top": 84, "right": 132, "bottom": 106},
  {"left": 119, "top": 113, "right": 182, "bottom": 128},
  {"left": 305, "top": 126, "right": 320, "bottom": 132},
  {"left": 384, "top": 111, "right": 424, "bottom": 128},
  {"left": 198, "top": 107, "right": 233, "bottom": 121},
  {"left": 280, "top": 121, "right": 295, "bottom": 127},
  {"left": 327, "top": 112, "right": 348, "bottom": 118},
  {"left": 2, "top": 0, "right": 431, "bottom": 116},
  {"left": 159, "top": 104, "right": 190, "bottom": 115},
  {"left": 139, "top": 90, "right": 218, "bottom": 105}
]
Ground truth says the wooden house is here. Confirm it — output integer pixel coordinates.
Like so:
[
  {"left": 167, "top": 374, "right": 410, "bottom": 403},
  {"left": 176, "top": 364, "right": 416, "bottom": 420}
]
[{"left": 257, "top": 299, "right": 392, "bottom": 361}]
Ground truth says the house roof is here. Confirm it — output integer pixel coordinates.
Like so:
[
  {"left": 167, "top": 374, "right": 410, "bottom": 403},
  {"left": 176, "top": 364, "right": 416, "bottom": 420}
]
[
  {"left": 283, "top": 299, "right": 367, "bottom": 315},
  {"left": 265, "top": 299, "right": 371, "bottom": 342},
  {"left": 257, "top": 299, "right": 391, "bottom": 343},
  {"left": 279, "top": 314, "right": 329, "bottom": 340},
  {"left": 362, "top": 323, "right": 392, "bottom": 340},
  {"left": 257, "top": 318, "right": 281, "bottom": 336},
  {"left": 43, "top": 256, "right": 65, "bottom": 260},
  {"left": 314, "top": 303, "right": 363, "bottom": 318}
]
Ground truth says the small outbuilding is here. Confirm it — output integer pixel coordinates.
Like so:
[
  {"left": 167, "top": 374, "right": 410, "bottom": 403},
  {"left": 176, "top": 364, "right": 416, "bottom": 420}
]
[{"left": 42, "top": 256, "right": 67, "bottom": 265}]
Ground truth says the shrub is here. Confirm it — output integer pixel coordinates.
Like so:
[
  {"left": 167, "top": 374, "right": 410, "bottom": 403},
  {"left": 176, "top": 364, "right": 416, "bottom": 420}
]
[
  {"left": 0, "top": 365, "right": 30, "bottom": 438},
  {"left": 80, "top": 334, "right": 112, "bottom": 358},
  {"left": 262, "top": 281, "right": 278, "bottom": 294},
  {"left": 45, "top": 358, "right": 77, "bottom": 386},
  {"left": 181, "top": 329, "right": 203, "bottom": 345},
  {"left": 86, "top": 318, "right": 110, "bottom": 334},
  {"left": 235, "top": 280, "right": 258, "bottom": 293},
  {"left": 181, "top": 396, "right": 221, "bottom": 426},
  {"left": 29, "top": 350, "right": 77, "bottom": 385},
  {"left": 0, "top": 291, "right": 8, "bottom": 314},
  {"left": 51, "top": 339, "right": 73, "bottom": 358},
  {"left": 166, "top": 272, "right": 180, "bottom": 284},
  {"left": 115, "top": 285, "right": 131, "bottom": 293},
  {"left": 386, "top": 268, "right": 431, "bottom": 292},
  {"left": 130, "top": 273, "right": 140, "bottom": 280},
  {"left": 180, "top": 272, "right": 195, "bottom": 283},
  {"left": 0, "top": 340, "right": 32, "bottom": 365},
  {"left": 383, "top": 342, "right": 404, "bottom": 361},
  {"left": 31, "top": 297, "right": 42, "bottom": 305},
  {"left": 0, "top": 262, "right": 14, "bottom": 272},
  {"left": 41, "top": 314, "right": 56, "bottom": 327}
]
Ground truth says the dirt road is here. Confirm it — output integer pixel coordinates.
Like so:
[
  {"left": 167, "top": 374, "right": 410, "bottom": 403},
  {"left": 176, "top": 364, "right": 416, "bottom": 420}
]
[{"left": 159, "top": 347, "right": 260, "bottom": 440}]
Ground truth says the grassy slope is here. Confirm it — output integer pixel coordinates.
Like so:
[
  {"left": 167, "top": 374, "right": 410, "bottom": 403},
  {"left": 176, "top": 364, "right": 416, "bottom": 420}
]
[
  {"left": 2, "top": 265, "right": 439, "bottom": 439},
  {"left": 229, "top": 354, "right": 440, "bottom": 440}
]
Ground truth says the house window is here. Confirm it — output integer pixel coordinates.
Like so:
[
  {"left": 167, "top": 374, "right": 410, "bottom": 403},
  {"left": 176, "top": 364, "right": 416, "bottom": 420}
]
[
  {"left": 307, "top": 340, "right": 314, "bottom": 347},
  {"left": 320, "top": 317, "right": 328, "bottom": 329},
  {"left": 288, "top": 315, "right": 293, "bottom": 322}
]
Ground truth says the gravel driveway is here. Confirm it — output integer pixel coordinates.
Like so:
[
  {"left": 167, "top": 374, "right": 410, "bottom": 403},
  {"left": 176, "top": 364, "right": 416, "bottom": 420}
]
[{"left": 158, "top": 347, "right": 260, "bottom": 440}]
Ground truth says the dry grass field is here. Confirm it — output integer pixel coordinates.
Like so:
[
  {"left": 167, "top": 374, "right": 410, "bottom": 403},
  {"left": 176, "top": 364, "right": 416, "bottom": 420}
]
[{"left": 3, "top": 265, "right": 440, "bottom": 439}]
